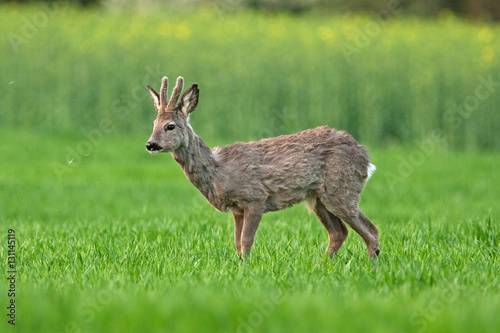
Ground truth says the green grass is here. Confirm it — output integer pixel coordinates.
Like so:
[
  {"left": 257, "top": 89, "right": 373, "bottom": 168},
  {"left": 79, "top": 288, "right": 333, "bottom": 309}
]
[{"left": 1, "top": 129, "right": 499, "bottom": 333}]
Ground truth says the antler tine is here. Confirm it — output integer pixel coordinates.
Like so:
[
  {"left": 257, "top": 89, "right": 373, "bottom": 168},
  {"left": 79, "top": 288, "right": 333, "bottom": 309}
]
[
  {"left": 167, "top": 76, "right": 184, "bottom": 110},
  {"left": 160, "top": 76, "right": 169, "bottom": 108}
]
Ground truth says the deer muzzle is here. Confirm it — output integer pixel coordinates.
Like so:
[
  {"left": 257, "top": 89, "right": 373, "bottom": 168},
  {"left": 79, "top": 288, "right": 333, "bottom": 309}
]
[{"left": 146, "top": 141, "right": 162, "bottom": 154}]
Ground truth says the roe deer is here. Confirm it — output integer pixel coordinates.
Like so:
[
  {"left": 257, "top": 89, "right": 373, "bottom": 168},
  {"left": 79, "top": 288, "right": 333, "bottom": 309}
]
[{"left": 145, "top": 76, "right": 379, "bottom": 259}]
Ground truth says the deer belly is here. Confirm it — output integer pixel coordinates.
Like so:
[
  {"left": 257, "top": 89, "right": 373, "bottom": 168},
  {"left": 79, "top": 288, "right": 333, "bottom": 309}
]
[{"left": 264, "top": 190, "right": 308, "bottom": 212}]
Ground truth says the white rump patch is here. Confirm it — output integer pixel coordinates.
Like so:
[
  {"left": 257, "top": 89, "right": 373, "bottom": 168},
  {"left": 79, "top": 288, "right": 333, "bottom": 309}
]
[{"left": 366, "top": 163, "right": 376, "bottom": 181}]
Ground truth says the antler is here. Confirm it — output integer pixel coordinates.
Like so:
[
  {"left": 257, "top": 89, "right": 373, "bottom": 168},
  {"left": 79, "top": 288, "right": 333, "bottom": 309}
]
[
  {"left": 166, "top": 77, "right": 184, "bottom": 110},
  {"left": 159, "top": 76, "right": 169, "bottom": 108}
]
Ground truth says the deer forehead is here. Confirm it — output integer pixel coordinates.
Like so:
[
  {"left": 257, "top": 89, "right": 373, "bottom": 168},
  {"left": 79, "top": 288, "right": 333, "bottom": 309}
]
[{"left": 155, "top": 111, "right": 184, "bottom": 124}]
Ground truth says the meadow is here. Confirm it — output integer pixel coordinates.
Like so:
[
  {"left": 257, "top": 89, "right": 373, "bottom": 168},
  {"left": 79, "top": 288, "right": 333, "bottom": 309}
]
[{"left": 1, "top": 4, "right": 500, "bottom": 333}]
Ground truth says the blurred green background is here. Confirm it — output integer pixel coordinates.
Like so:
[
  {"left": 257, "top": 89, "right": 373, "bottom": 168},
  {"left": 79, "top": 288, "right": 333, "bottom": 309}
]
[{"left": 1, "top": 0, "right": 500, "bottom": 150}]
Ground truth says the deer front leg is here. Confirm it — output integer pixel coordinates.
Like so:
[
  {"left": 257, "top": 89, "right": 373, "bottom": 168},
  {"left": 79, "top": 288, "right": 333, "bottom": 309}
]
[
  {"left": 233, "top": 213, "right": 244, "bottom": 256},
  {"left": 241, "top": 207, "right": 264, "bottom": 258}
]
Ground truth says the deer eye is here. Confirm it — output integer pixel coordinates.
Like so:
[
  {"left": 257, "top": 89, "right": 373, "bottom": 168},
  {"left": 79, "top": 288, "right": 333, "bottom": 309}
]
[{"left": 164, "top": 124, "right": 175, "bottom": 131}]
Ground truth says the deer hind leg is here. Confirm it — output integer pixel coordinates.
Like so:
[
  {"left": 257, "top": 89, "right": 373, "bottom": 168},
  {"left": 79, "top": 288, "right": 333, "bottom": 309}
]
[
  {"left": 357, "top": 211, "right": 380, "bottom": 257},
  {"left": 320, "top": 194, "right": 379, "bottom": 258},
  {"left": 313, "top": 199, "right": 348, "bottom": 258},
  {"left": 339, "top": 209, "right": 379, "bottom": 258}
]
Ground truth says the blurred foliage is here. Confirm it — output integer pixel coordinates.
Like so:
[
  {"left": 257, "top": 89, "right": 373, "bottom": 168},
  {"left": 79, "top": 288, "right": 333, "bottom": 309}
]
[
  {"left": 2, "top": 0, "right": 500, "bottom": 20},
  {"left": 1, "top": 7, "right": 500, "bottom": 150},
  {"left": 321, "top": 0, "right": 500, "bottom": 21},
  {"left": 0, "top": 0, "right": 100, "bottom": 7}
]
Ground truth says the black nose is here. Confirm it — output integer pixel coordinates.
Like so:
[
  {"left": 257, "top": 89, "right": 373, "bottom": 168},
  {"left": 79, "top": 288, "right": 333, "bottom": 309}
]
[{"left": 146, "top": 141, "right": 162, "bottom": 151}]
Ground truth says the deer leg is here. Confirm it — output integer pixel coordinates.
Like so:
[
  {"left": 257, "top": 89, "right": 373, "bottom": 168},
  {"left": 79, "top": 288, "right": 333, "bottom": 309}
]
[
  {"left": 358, "top": 211, "right": 380, "bottom": 257},
  {"left": 240, "top": 207, "right": 263, "bottom": 258},
  {"left": 313, "top": 199, "right": 349, "bottom": 258},
  {"left": 233, "top": 213, "right": 244, "bottom": 256},
  {"left": 340, "top": 209, "right": 379, "bottom": 258}
]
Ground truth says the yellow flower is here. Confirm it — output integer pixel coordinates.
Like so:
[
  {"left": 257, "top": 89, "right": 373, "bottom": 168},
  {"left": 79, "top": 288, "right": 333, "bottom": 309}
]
[
  {"left": 318, "top": 26, "right": 336, "bottom": 44},
  {"left": 175, "top": 24, "right": 191, "bottom": 40},
  {"left": 477, "top": 27, "right": 493, "bottom": 43},
  {"left": 269, "top": 22, "right": 285, "bottom": 39}
]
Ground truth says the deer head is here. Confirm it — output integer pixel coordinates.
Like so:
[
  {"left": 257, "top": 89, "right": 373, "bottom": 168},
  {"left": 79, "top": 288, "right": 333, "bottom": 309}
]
[{"left": 145, "top": 76, "right": 199, "bottom": 154}]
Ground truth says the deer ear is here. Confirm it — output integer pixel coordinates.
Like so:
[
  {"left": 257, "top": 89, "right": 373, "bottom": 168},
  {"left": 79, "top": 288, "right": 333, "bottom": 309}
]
[
  {"left": 147, "top": 85, "right": 161, "bottom": 111},
  {"left": 178, "top": 83, "right": 199, "bottom": 116}
]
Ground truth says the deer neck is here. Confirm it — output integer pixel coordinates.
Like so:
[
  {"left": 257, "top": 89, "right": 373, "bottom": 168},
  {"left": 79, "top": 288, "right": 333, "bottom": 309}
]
[{"left": 171, "top": 129, "right": 216, "bottom": 200}]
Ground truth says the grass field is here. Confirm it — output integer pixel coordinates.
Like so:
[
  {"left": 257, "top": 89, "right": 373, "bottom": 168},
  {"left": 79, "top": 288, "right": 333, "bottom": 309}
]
[
  {"left": 1, "top": 130, "right": 499, "bottom": 333},
  {"left": 1, "top": 4, "right": 500, "bottom": 333}
]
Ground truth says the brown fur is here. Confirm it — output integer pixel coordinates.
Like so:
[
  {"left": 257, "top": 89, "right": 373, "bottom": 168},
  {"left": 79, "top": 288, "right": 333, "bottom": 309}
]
[{"left": 146, "top": 76, "right": 379, "bottom": 258}]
